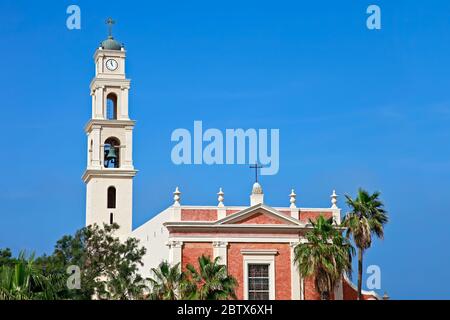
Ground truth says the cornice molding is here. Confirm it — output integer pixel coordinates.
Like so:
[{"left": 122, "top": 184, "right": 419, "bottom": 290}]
[
  {"left": 163, "top": 222, "right": 312, "bottom": 234},
  {"left": 216, "top": 203, "right": 302, "bottom": 226},
  {"left": 90, "top": 78, "right": 131, "bottom": 90},
  {"left": 93, "top": 48, "right": 126, "bottom": 60},
  {"left": 82, "top": 168, "right": 137, "bottom": 183},
  {"left": 240, "top": 249, "right": 279, "bottom": 255},
  {"left": 84, "top": 119, "right": 136, "bottom": 132}
]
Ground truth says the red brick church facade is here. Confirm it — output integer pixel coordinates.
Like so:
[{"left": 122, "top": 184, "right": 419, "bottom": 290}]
[{"left": 164, "top": 183, "right": 380, "bottom": 300}]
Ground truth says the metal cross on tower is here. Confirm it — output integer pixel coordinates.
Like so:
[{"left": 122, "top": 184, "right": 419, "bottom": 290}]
[
  {"left": 106, "top": 17, "right": 115, "bottom": 37},
  {"left": 249, "top": 162, "right": 264, "bottom": 183}
]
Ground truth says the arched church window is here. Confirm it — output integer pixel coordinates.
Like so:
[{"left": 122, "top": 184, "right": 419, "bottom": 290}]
[
  {"left": 106, "top": 93, "right": 117, "bottom": 120},
  {"left": 110, "top": 213, "right": 114, "bottom": 225},
  {"left": 107, "top": 186, "right": 116, "bottom": 208},
  {"left": 104, "top": 137, "right": 120, "bottom": 168}
]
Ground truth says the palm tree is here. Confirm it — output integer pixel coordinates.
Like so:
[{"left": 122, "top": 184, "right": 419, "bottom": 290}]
[
  {"left": 0, "top": 251, "right": 63, "bottom": 300},
  {"left": 342, "top": 188, "right": 388, "bottom": 300},
  {"left": 106, "top": 273, "right": 148, "bottom": 300},
  {"left": 186, "top": 255, "right": 237, "bottom": 300},
  {"left": 294, "top": 215, "right": 354, "bottom": 300},
  {"left": 148, "top": 261, "right": 192, "bottom": 300}
]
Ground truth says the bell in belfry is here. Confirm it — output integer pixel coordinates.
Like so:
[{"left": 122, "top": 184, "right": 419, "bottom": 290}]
[{"left": 105, "top": 146, "right": 118, "bottom": 167}]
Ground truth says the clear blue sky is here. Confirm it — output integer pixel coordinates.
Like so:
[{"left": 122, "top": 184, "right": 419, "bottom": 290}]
[{"left": 1, "top": 0, "right": 449, "bottom": 299}]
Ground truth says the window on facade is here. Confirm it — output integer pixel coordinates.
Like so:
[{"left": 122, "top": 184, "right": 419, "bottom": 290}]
[
  {"left": 107, "top": 186, "right": 116, "bottom": 209},
  {"left": 248, "top": 264, "right": 270, "bottom": 300},
  {"left": 106, "top": 93, "right": 117, "bottom": 120},
  {"left": 110, "top": 213, "right": 114, "bottom": 224},
  {"left": 89, "top": 139, "right": 93, "bottom": 164}
]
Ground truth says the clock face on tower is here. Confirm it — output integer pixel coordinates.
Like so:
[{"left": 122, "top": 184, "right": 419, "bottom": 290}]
[{"left": 105, "top": 59, "right": 118, "bottom": 71}]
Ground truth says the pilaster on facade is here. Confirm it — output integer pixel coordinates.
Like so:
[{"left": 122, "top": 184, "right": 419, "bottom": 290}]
[
  {"left": 167, "top": 240, "right": 183, "bottom": 266},
  {"left": 122, "top": 126, "right": 134, "bottom": 169},
  {"left": 93, "top": 86, "right": 104, "bottom": 119},
  {"left": 88, "top": 125, "right": 102, "bottom": 169},
  {"left": 120, "top": 86, "right": 130, "bottom": 119},
  {"left": 290, "top": 241, "right": 302, "bottom": 300},
  {"left": 217, "top": 207, "right": 227, "bottom": 220},
  {"left": 213, "top": 241, "right": 228, "bottom": 266},
  {"left": 290, "top": 208, "right": 299, "bottom": 219},
  {"left": 171, "top": 206, "right": 181, "bottom": 221},
  {"left": 332, "top": 208, "right": 342, "bottom": 225}
]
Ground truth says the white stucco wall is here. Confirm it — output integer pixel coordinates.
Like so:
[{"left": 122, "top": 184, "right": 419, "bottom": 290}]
[
  {"left": 86, "top": 176, "right": 133, "bottom": 235},
  {"left": 131, "top": 208, "right": 172, "bottom": 278}
]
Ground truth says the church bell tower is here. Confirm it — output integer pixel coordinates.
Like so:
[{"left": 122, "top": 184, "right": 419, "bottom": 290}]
[{"left": 82, "top": 19, "right": 136, "bottom": 235}]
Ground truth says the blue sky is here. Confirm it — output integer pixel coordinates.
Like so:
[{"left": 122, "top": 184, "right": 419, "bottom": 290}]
[{"left": 1, "top": 0, "right": 450, "bottom": 299}]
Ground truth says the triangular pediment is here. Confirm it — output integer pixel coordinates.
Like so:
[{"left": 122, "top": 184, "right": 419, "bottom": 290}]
[{"left": 216, "top": 204, "right": 300, "bottom": 226}]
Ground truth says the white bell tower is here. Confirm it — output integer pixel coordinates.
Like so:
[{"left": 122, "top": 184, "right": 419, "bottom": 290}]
[{"left": 82, "top": 19, "right": 136, "bottom": 235}]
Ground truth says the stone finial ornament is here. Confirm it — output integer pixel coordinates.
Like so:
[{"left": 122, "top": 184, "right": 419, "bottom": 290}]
[
  {"left": 250, "top": 182, "right": 264, "bottom": 206},
  {"left": 173, "top": 187, "right": 181, "bottom": 206},
  {"left": 217, "top": 188, "right": 225, "bottom": 207},
  {"left": 331, "top": 190, "right": 338, "bottom": 209},
  {"left": 252, "top": 182, "right": 263, "bottom": 195},
  {"left": 289, "top": 189, "right": 297, "bottom": 208}
]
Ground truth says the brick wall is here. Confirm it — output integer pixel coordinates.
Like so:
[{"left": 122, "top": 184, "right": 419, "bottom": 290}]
[
  {"left": 181, "top": 209, "right": 217, "bottom": 221},
  {"left": 303, "top": 276, "right": 336, "bottom": 300},
  {"left": 235, "top": 212, "right": 288, "bottom": 225},
  {"left": 226, "top": 210, "right": 240, "bottom": 216},
  {"left": 181, "top": 242, "right": 213, "bottom": 270},
  {"left": 179, "top": 241, "right": 349, "bottom": 300},
  {"left": 279, "top": 210, "right": 292, "bottom": 217},
  {"left": 227, "top": 243, "right": 291, "bottom": 300},
  {"left": 299, "top": 211, "right": 333, "bottom": 223}
]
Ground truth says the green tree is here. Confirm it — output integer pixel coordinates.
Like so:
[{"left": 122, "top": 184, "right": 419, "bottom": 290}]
[
  {"left": 0, "top": 252, "right": 64, "bottom": 300},
  {"left": 40, "top": 223, "right": 147, "bottom": 300},
  {"left": 294, "top": 215, "right": 354, "bottom": 300},
  {"left": 148, "top": 261, "right": 195, "bottom": 300},
  {"left": 186, "top": 255, "right": 237, "bottom": 300},
  {"left": 342, "top": 188, "right": 388, "bottom": 300},
  {"left": 0, "top": 248, "right": 17, "bottom": 268}
]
